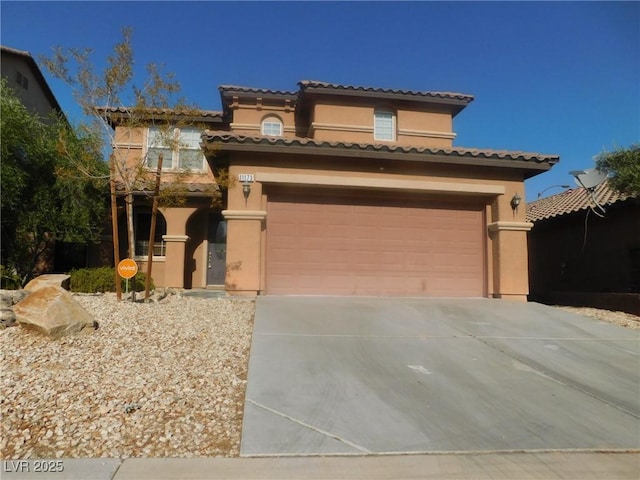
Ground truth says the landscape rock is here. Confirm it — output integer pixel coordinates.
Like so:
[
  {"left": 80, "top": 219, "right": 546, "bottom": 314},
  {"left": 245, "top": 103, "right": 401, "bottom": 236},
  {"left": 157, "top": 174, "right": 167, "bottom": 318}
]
[
  {"left": 0, "top": 308, "right": 17, "bottom": 328},
  {"left": 13, "top": 286, "right": 97, "bottom": 339},
  {"left": 24, "top": 274, "right": 71, "bottom": 292},
  {"left": 1, "top": 293, "right": 255, "bottom": 459},
  {"left": 0, "top": 289, "right": 29, "bottom": 307}
]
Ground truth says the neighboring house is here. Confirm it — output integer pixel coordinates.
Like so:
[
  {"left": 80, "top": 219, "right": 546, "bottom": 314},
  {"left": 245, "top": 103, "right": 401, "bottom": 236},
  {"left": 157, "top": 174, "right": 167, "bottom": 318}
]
[
  {"left": 102, "top": 80, "right": 559, "bottom": 300},
  {"left": 1, "top": 45, "right": 80, "bottom": 273},
  {"left": 1, "top": 45, "right": 65, "bottom": 122},
  {"left": 527, "top": 181, "right": 640, "bottom": 314}
]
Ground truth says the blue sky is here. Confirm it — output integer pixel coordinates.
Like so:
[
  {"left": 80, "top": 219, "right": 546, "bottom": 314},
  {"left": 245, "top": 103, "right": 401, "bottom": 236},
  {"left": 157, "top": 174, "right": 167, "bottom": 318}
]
[{"left": 2, "top": 1, "right": 638, "bottom": 200}]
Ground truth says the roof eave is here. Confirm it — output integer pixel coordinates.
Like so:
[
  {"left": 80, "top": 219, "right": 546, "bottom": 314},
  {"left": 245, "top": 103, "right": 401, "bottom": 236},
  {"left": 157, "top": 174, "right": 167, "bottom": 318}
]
[
  {"left": 95, "top": 106, "right": 225, "bottom": 129},
  {"left": 299, "top": 85, "right": 472, "bottom": 115},
  {"left": 202, "top": 137, "right": 555, "bottom": 176}
]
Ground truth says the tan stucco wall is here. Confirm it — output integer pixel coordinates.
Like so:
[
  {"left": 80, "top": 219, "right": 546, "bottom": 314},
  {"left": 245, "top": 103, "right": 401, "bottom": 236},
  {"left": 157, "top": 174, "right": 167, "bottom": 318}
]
[
  {"left": 227, "top": 104, "right": 296, "bottom": 137},
  {"left": 222, "top": 154, "right": 532, "bottom": 300},
  {"left": 310, "top": 102, "right": 455, "bottom": 148}
]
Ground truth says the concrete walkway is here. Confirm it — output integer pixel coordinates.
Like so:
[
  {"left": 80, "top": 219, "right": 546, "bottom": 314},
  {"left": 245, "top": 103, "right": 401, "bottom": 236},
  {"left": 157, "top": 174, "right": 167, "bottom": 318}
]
[
  {"left": 3, "top": 452, "right": 639, "bottom": 479},
  {"left": 242, "top": 297, "right": 640, "bottom": 456}
]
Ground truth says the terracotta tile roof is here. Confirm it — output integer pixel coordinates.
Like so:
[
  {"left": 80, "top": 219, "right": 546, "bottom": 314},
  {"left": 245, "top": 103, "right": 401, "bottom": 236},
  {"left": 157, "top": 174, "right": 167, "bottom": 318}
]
[
  {"left": 526, "top": 180, "right": 633, "bottom": 222},
  {"left": 298, "top": 80, "right": 474, "bottom": 103},
  {"left": 96, "top": 106, "right": 223, "bottom": 118},
  {"left": 115, "top": 181, "right": 218, "bottom": 195},
  {"left": 202, "top": 131, "right": 559, "bottom": 165},
  {"left": 218, "top": 85, "right": 298, "bottom": 97}
]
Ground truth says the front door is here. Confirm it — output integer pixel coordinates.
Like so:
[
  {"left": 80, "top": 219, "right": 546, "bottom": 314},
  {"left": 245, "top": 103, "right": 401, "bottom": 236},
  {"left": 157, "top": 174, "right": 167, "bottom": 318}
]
[{"left": 207, "top": 213, "right": 227, "bottom": 285}]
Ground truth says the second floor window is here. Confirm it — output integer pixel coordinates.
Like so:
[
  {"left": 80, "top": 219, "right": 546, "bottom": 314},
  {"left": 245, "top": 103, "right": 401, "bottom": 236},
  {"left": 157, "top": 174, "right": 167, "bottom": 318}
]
[
  {"left": 261, "top": 117, "right": 283, "bottom": 137},
  {"left": 146, "top": 126, "right": 205, "bottom": 171},
  {"left": 374, "top": 111, "right": 395, "bottom": 141}
]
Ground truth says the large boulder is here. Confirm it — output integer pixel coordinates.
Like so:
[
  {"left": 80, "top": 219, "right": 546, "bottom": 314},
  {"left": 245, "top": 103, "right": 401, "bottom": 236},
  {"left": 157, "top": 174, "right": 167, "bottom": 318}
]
[
  {"left": 13, "top": 286, "right": 97, "bottom": 339},
  {"left": 24, "top": 274, "right": 71, "bottom": 292}
]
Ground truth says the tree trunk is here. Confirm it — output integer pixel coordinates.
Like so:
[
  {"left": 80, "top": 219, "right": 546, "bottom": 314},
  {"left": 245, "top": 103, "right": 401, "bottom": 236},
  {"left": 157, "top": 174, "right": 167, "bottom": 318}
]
[
  {"left": 110, "top": 156, "right": 122, "bottom": 301},
  {"left": 125, "top": 191, "right": 136, "bottom": 301},
  {"left": 145, "top": 153, "right": 163, "bottom": 302}
]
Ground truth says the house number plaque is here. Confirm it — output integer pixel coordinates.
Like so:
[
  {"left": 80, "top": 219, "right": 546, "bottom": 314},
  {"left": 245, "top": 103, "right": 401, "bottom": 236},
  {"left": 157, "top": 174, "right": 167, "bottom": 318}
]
[{"left": 238, "top": 174, "right": 254, "bottom": 182}]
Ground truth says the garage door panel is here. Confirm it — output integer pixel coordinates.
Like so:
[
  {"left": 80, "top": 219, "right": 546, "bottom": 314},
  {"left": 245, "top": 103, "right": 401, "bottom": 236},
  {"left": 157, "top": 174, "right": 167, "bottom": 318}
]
[{"left": 266, "top": 191, "right": 485, "bottom": 296}]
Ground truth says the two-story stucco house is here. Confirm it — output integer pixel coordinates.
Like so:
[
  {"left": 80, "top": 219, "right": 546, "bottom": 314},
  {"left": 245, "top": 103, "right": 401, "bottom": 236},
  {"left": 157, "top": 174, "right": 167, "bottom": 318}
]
[{"left": 102, "top": 80, "right": 558, "bottom": 300}]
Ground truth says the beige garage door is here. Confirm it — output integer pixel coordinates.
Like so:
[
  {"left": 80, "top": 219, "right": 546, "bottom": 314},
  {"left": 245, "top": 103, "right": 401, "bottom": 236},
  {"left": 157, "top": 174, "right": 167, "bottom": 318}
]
[{"left": 266, "top": 190, "right": 486, "bottom": 296}]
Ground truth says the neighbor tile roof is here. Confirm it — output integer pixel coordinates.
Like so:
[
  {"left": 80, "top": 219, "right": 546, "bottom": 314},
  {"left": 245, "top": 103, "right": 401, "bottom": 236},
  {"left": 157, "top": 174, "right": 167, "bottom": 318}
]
[
  {"left": 202, "top": 131, "right": 559, "bottom": 165},
  {"left": 526, "top": 180, "right": 633, "bottom": 222},
  {"left": 298, "top": 80, "right": 474, "bottom": 103}
]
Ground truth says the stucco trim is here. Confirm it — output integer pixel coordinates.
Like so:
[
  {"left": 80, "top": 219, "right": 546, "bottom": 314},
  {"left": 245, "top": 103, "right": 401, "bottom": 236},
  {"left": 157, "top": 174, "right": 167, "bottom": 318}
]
[
  {"left": 162, "top": 234, "right": 190, "bottom": 242},
  {"left": 309, "top": 122, "right": 372, "bottom": 135},
  {"left": 398, "top": 128, "right": 456, "bottom": 140},
  {"left": 222, "top": 210, "right": 268, "bottom": 220},
  {"left": 255, "top": 172, "right": 505, "bottom": 196},
  {"left": 487, "top": 221, "right": 534, "bottom": 232}
]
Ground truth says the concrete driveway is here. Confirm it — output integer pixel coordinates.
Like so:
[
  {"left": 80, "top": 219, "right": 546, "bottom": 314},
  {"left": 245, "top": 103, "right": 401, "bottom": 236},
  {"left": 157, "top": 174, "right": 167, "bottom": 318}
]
[{"left": 240, "top": 297, "right": 640, "bottom": 456}]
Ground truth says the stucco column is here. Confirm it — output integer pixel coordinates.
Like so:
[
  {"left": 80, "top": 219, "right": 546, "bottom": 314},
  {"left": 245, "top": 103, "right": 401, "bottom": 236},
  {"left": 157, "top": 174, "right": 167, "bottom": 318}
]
[
  {"left": 222, "top": 210, "right": 265, "bottom": 296},
  {"left": 159, "top": 207, "right": 198, "bottom": 289},
  {"left": 222, "top": 166, "right": 266, "bottom": 296},
  {"left": 488, "top": 222, "right": 533, "bottom": 301},
  {"left": 486, "top": 188, "right": 533, "bottom": 302},
  {"left": 161, "top": 234, "right": 189, "bottom": 288}
]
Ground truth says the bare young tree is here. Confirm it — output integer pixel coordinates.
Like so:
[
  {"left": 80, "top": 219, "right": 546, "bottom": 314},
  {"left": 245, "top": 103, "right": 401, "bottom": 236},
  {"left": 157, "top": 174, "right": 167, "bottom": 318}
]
[{"left": 42, "top": 27, "right": 213, "bottom": 300}]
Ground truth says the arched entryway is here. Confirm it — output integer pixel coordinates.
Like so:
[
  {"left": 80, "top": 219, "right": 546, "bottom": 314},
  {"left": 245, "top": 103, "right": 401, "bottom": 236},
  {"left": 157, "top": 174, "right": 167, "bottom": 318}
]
[
  {"left": 207, "top": 212, "right": 227, "bottom": 286},
  {"left": 184, "top": 209, "right": 226, "bottom": 288}
]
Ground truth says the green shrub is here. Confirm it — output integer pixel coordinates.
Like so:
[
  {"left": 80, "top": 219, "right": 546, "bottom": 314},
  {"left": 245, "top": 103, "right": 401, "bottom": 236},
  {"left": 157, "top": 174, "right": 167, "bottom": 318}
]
[
  {"left": 69, "top": 266, "right": 153, "bottom": 293},
  {"left": 0, "top": 265, "right": 22, "bottom": 289}
]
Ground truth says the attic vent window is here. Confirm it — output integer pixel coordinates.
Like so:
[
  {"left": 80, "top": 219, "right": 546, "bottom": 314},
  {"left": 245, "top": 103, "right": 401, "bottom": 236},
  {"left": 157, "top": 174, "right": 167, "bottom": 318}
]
[
  {"left": 261, "top": 117, "right": 283, "bottom": 137},
  {"left": 16, "top": 71, "right": 28, "bottom": 90},
  {"left": 374, "top": 111, "right": 395, "bottom": 141}
]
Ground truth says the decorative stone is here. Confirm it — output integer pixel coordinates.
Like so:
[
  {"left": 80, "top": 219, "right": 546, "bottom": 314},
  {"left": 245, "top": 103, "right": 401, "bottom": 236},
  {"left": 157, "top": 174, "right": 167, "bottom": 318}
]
[
  {"left": 24, "top": 274, "right": 71, "bottom": 292},
  {"left": 13, "top": 286, "right": 97, "bottom": 339},
  {"left": 0, "top": 308, "right": 17, "bottom": 328},
  {"left": 0, "top": 289, "right": 29, "bottom": 307}
]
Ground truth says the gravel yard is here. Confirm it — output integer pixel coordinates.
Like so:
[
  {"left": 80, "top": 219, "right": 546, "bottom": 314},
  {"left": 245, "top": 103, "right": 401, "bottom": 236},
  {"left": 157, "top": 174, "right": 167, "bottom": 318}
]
[
  {"left": 556, "top": 306, "right": 640, "bottom": 330},
  {"left": 0, "top": 293, "right": 254, "bottom": 459}
]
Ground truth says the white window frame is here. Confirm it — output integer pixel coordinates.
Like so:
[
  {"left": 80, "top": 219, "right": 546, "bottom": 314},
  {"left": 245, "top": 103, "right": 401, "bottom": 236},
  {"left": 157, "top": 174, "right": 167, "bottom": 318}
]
[
  {"left": 374, "top": 110, "right": 396, "bottom": 142},
  {"left": 146, "top": 126, "right": 206, "bottom": 171},
  {"left": 261, "top": 117, "right": 283, "bottom": 137}
]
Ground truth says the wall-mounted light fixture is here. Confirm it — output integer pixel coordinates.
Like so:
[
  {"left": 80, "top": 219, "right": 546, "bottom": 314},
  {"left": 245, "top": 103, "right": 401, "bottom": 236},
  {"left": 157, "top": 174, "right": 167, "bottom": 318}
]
[
  {"left": 510, "top": 193, "right": 522, "bottom": 211},
  {"left": 242, "top": 180, "right": 251, "bottom": 200}
]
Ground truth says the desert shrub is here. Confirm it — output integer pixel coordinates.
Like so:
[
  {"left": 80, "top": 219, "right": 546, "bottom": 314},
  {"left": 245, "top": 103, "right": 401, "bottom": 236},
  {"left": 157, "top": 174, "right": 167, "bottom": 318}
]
[
  {"left": 69, "top": 266, "right": 153, "bottom": 293},
  {"left": 0, "top": 265, "right": 22, "bottom": 289}
]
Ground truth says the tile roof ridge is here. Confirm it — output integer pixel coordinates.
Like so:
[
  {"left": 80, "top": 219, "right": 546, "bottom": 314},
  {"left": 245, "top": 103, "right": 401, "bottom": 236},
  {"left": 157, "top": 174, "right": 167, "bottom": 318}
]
[
  {"left": 1, "top": 45, "right": 31, "bottom": 57},
  {"left": 298, "top": 79, "right": 474, "bottom": 101},
  {"left": 218, "top": 84, "right": 298, "bottom": 96}
]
